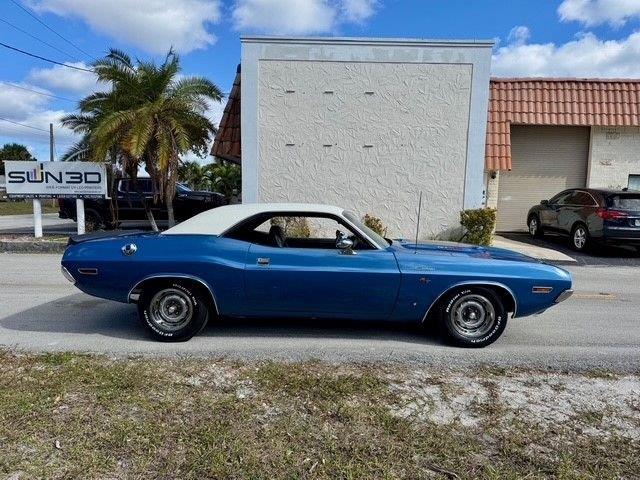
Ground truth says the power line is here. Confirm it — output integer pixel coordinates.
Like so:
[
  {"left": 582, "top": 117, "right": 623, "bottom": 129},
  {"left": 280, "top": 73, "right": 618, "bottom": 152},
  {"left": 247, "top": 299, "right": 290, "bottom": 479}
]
[
  {"left": 0, "top": 116, "right": 50, "bottom": 132},
  {"left": 0, "top": 17, "right": 79, "bottom": 61},
  {"left": 0, "top": 81, "right": 78, "bottom": 103},
  {"left": 0, "top": 42, "right": 94, "bottom": 72},
  {"left": 8, "top": 0, "right": 96, "bottom": 60}
]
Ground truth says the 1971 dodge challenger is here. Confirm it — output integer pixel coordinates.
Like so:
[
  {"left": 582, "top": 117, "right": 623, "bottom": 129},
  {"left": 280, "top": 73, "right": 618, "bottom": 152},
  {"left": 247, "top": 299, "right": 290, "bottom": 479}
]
[{"left": 61, "top": 203, "right": 573, "bottom": 347}]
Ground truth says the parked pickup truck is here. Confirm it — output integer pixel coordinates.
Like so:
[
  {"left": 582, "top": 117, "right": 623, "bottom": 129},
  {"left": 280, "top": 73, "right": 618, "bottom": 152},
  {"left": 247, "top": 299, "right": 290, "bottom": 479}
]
[{"left": 59, "top": 177, "right": 226, "bottom": 230}]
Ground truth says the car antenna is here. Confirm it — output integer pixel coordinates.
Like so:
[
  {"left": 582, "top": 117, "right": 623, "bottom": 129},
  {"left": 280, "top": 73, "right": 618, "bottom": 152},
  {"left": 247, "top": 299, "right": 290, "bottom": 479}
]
[{"left": 414, "top": 191, "right": 422, "bottom": 254}]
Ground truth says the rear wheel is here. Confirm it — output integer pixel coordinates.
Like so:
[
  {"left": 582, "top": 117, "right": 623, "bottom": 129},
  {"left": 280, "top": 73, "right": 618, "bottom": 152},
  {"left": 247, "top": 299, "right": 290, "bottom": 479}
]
[
  {"left": 528, "top": 215, "right": 543, "bottom": 238},
  {"left": 570, "top": 223, "right": 590, "bottom": 252},
  {"left": 137, "top": 280, "right": 210, "bottom": 342},
  {"left": 438, "top": 287, "right": 507, "bottom": 348}
]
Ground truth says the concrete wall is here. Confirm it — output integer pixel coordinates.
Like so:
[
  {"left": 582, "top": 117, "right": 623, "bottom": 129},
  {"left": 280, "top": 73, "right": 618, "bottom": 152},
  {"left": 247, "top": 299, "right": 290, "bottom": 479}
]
[
  {"left": 241, "top": 36, "right": 493, "bottom": 238},
  {"left": 588, "top": 126, "right": 640, "bottom": 190}
]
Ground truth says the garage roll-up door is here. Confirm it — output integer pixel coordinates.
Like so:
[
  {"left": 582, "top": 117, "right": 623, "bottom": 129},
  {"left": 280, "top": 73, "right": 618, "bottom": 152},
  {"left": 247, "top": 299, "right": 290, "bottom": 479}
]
[{"left": 496, "top": 126, "right": 589, "bottom": 232}]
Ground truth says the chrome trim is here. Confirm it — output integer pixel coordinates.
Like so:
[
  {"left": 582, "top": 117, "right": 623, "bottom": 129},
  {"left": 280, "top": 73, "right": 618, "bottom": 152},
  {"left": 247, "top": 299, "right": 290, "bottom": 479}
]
[
  {"left": 555, "top": 289, "right": 574, "bottom": 304},
  {"left": 127, "top": 274, "right": 219, "bottom": 315},
  {"left": 78, "top": 268, "right": 98, "bottom": 275},
  {"left": 532, "top": 286, "right": 553, "bottom": 294},
  {"left": 121, "top": 243, "right": 137, "bottom": 256},
  {"left": 420, "top": 280, "right": 518, "bottom": 323},
  {"left": 61, "top": 265, "right": 76, "bottom": 284}
]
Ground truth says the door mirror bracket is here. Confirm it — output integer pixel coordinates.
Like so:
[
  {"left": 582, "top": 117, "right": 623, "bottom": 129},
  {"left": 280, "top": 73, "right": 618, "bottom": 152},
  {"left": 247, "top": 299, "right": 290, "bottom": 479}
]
[
  {"left": 336, "top": 236, "right": 356, "bottom": 255},
  {"left": 541, "top": 200, "right": 549, "bottom": 205}
]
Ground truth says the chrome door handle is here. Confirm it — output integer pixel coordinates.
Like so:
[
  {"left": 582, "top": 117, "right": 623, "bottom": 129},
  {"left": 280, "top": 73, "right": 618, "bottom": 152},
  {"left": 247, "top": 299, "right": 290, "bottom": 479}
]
[{"left": 257, "top": 257, "right": 270, "bottom": 266}]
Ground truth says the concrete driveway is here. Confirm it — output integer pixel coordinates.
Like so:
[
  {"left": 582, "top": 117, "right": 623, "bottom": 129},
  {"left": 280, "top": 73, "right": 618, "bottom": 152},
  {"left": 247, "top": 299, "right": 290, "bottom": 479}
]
[
  {"left": 1, "top": 253, "right": 639, "bottom": 371},
  {"left": 501, "top": 232, "right": 640, "bottom": 267}
]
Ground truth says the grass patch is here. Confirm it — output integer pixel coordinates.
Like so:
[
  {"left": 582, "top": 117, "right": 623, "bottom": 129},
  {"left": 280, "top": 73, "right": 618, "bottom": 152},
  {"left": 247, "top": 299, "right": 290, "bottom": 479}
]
[
  {"left": 0, "top": 200, "right": 58, "bottom": 216},
  {"left": 0, "top": 352, "right": 638, "bottom": 479}
]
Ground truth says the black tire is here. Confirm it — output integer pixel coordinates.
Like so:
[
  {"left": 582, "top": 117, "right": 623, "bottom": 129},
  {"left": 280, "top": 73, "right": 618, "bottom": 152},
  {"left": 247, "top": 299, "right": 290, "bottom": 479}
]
[
  {"left": 137, "top": 280, "right": 210, "bottom": 342},
  {"left": 570, "top": 223, "right": 590, "bottom": 252},
  {"left": 527, "top": 214, "right": 543, "bottom": 238},
  {"left": 438, "top": 287, "right": 507, "bottom": 348}
]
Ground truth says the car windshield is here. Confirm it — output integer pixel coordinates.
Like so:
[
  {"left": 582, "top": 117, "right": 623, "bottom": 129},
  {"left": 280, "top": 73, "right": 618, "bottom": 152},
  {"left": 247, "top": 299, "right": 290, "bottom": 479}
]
[
  {"left": 177, "top": 183, "right": 192, "bottom": 192},
  {"left": 342, "top": 211, "right": 390, "bottom": 248},
  {"left": 607, "top": 193, "right": 640, "bottom": 211}
]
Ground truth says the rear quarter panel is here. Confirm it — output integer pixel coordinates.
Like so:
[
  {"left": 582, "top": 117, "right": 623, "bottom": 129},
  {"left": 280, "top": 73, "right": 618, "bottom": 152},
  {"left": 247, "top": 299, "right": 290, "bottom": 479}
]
[{"left": 62, "top": 234, "right": 249, "bottom": 314}]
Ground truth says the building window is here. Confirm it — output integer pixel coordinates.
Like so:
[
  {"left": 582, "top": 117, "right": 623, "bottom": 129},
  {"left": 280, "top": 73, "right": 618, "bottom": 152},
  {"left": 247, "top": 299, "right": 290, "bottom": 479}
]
[{"left": 629, "top": 175, "right": 640, "bottom": 191}]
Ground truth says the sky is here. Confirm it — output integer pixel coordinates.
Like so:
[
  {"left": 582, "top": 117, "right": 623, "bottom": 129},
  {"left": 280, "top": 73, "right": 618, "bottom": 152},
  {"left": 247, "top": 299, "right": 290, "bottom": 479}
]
[{"left": 2, "top": 0, "right": 640, "bottom": 163}]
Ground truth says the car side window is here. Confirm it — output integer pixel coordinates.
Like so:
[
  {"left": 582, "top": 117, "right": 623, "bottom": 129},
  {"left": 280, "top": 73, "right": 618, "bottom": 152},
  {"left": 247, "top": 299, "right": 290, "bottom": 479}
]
[
  {"left": 228, "top": 214, "right": 373, "bottom": 250},
  {"left": 572, "top": 192, "right": 596, "bottom": 206},
  {"left": 552, "top": 192, "right": 573, "bottom": 205}
]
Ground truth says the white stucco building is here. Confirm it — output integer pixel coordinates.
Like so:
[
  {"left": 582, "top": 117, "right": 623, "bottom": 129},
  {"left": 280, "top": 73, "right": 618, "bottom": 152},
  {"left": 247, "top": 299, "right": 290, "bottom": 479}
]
[{"left": 213, "top": 36, "right": 494, "bottom": 238}]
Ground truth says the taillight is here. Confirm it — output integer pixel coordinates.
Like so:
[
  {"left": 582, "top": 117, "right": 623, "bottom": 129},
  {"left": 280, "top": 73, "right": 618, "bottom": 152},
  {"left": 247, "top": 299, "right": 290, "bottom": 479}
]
[{"left": 596, "top": 208, "right": 628, "bottom": 220}]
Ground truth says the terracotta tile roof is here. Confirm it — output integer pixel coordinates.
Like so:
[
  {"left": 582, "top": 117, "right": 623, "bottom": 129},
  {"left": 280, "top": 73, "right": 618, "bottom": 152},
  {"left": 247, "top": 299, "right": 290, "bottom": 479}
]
[
  {"left": 211, "top": 65, "right": 241, "bottom": 164},
  {"left": 486, "top": 78, "right": 640, "bottom": 171}
]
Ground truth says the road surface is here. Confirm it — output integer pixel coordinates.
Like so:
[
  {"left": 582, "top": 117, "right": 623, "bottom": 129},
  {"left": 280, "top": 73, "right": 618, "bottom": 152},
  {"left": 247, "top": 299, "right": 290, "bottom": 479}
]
[{"left": 0, "top": 253, "right": 638, "bottom": 371}]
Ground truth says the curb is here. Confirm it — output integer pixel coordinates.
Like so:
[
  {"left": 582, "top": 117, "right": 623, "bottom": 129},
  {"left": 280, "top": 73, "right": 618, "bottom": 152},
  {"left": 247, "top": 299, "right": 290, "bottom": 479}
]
[{"left": 0, "top": 241, "right": 66, "bottom": 254}]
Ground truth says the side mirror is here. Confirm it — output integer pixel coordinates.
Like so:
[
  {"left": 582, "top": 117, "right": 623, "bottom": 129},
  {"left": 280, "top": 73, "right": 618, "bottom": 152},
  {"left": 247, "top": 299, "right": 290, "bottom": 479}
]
[
  {"left": 541, "top": 200, "right": 549, "bottom": 205},
  {"left": 336, "top": 236, "right": 355, "bottom": 255}
]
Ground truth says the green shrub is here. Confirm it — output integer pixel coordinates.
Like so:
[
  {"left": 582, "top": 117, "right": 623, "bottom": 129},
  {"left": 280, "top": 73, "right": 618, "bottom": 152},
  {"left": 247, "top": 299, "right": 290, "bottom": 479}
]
[
  {"left": 271, "top": 216, "right": 311, "bottom": 238},
  {"left": 363, "top": 214, "right": 387, "bottom": 237},
  {"left": 459, "top": 208, "right": 496, "bottom": 246}
]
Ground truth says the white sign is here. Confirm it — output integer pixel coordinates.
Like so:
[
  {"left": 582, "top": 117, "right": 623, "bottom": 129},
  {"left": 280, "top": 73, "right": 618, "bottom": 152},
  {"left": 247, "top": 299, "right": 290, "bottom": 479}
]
[{"left": 3, "top": 161, "right": 107, "bottom": 199}]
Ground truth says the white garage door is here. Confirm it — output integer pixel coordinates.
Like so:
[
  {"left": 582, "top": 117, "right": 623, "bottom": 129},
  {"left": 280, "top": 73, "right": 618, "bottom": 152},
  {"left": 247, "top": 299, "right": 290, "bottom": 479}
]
[{"left": 496, "top": 126, "right": 589, "bottom": 232}]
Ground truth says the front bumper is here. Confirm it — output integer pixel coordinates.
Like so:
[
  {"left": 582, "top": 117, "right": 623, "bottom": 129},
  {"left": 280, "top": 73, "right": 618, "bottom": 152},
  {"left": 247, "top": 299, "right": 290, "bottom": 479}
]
[{"left": 555, "top": 289, "right": 573, "bottom": 304}]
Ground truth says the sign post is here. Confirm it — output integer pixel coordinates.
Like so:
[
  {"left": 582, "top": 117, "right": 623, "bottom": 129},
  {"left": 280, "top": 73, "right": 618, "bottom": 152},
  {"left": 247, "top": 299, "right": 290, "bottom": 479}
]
[
  {"left": 3, "top": 161, "right": 107, "bottom": 237},
  {"left": 76, "top": 198, "right": 85, "bottom": 234},
  {"left": 32, "top": 198, "right": 43, "bottom": 238}
]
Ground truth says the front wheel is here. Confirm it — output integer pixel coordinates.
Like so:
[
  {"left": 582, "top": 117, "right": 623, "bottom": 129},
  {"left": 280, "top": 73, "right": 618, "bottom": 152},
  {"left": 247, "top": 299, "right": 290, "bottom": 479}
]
[
  {"left": 137, "top": 281, "right": 210, "bottom": 342},
  {"left": 570, "top": 223, "right": 590, "bottom": 252},
  {"left": 438, "top": 287, "right": 507, "bottom": 348},
  {"left": 528, "top": 215, "right": 543, "bottom": 238}
]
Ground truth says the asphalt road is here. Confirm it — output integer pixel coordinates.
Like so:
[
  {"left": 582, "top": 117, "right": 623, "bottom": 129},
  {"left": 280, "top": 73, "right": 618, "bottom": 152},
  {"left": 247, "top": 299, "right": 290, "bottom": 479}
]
[{"left": 0, "top": 253, "right": 639, "bottom": 371}]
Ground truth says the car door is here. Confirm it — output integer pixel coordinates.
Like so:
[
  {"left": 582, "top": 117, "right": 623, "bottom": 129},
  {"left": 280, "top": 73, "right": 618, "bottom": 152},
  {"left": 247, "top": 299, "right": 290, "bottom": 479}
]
[
  {"left": 557, "top": 191, "right": 598, "bottom": 234},
  {"left": 540, "top": 191, "right": 572, "bottom": 232},
  {"left": 242, "top": 215, "right": 401, "bottom": 319}
]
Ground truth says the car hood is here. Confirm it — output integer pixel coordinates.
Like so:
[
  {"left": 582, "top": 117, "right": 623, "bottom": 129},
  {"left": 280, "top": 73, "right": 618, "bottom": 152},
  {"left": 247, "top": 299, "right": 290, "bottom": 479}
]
[{"left": 392, "top": 239, "right": 539, "bottom": 263}]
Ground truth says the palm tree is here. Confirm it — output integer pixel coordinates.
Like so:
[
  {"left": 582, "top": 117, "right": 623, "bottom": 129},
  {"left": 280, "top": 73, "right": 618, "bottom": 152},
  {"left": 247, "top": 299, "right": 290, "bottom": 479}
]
[
  {"left": 178, "top": 160, "right": 209, "bottom": 190},
  {"left": 206, "top": 162, "right": 241, "bottom": 200},
  {"left": 62, "top": 48, "right": 222, "bottom": 229}
]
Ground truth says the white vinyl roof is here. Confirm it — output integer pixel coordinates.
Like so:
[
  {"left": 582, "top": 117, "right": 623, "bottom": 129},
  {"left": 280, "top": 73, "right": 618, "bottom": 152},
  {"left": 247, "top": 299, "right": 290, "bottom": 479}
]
[{"left": 163, "top": 203, "right": 345, "bottom": 236}]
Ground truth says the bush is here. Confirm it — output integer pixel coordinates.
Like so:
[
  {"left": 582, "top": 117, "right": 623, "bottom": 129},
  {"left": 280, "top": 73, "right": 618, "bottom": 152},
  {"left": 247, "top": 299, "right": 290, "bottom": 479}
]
[
  {"left": 271, "top": 216, "right": 311, "bottom": 238},
  {"left": 363, "top": 214, "right": 387, "bottom": 237},
  {"left": 460, "top": 208, "right": 496, "bottom": 246}
]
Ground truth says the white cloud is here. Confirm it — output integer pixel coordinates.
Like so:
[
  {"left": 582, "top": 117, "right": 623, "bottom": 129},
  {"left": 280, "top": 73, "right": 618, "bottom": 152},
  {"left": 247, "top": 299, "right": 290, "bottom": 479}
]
[
  {"left": 492, "top": 29, "right": 640, "bottom": 77},
  {"left": 507, "top": 25, "right": 530, "bottom": 46},
  {"left": 232, "top": 0, "right": 379, "bottom": 34},
  {"left": 0, "top": 82, "right": 78, "bottom": 159},
  {"left": 558, "top": 0, "right": 640, "bottom": 27},
  {"left": 27, "top": 62, "right": 98, "bottom": 95},
  {"left": 341, "top": 0, "right": 377, "bottom": 23},
  {"left": 28, "top": 0, "right": 221, "bottom": 54}
]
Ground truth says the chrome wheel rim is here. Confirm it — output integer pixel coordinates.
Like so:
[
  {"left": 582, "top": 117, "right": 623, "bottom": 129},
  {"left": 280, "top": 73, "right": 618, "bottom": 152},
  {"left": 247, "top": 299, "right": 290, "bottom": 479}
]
[
  {"left": 529, "top": 218, "right": 538, "bottom": 236},
  {"left": 149, "top": 288, "right": 193, "bottom": 331},
  {"left": 450, "top": 294, "right": 496, "bottom": 339},
  {"left": 573, "top": 228, "right": 586, "bottom": 249}
]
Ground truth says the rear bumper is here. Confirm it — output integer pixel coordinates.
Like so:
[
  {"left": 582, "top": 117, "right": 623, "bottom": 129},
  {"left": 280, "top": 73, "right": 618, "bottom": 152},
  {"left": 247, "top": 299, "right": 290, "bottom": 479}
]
[{"left": 601, "top": 227, "right": 640, "bottom": 244}]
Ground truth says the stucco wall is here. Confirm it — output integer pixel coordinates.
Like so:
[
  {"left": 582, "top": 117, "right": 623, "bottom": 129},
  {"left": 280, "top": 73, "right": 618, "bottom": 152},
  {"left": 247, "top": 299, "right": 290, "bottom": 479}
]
[
  {"left": 241, "top": 37, "right": 493, "bottom": 239},
  {"left": 588, "top": 126, "right": 640, "bottom": 189},
  {"left": 257, "top": 60, "right": 472, "bottom": 237}
]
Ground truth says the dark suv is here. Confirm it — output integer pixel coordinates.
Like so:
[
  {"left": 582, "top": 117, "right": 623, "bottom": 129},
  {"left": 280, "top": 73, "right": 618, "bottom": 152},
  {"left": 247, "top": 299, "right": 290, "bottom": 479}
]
[
  {"left": 59, "top": 177, "right": 226, "bottom": 230},
  {"left": 527, "top": 188, "right": 640, "bottom": 252}
]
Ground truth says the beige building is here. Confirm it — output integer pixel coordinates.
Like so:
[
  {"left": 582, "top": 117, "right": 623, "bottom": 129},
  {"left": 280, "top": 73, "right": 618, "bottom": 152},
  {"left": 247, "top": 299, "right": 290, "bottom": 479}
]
[
  {"left": 485, "top": 78, "right": 640, "bottom": 231},
  {"left": 213, "top": 36, "right": 494, "bottom": 238}
]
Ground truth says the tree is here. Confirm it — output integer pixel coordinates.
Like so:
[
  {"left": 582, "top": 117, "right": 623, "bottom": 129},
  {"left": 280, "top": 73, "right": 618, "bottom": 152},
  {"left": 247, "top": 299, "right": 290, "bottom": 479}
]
[
  {"left": 62, "top": 48, "right": 222, "bottom": 229},
  {"left": 0, "top": 143, "right": 36, "bottom": 175},
  {"left": 178, "top": 160, "right": 209, "bottom": 190},
  {"left": 206, "top": 162, "right": 241, "bottom": 199}
]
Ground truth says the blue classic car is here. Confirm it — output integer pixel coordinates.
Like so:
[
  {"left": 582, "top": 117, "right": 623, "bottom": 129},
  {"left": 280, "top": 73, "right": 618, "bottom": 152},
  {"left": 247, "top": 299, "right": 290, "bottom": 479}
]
[{"left": 61, "top": 203, "right": 573, "bottom": 347}]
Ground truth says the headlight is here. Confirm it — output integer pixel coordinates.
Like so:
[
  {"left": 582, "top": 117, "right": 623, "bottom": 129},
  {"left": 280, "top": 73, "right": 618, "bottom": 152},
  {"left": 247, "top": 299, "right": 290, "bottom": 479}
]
[{"left": 61, "top": 265, "right": 76, "bottom": 284}]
